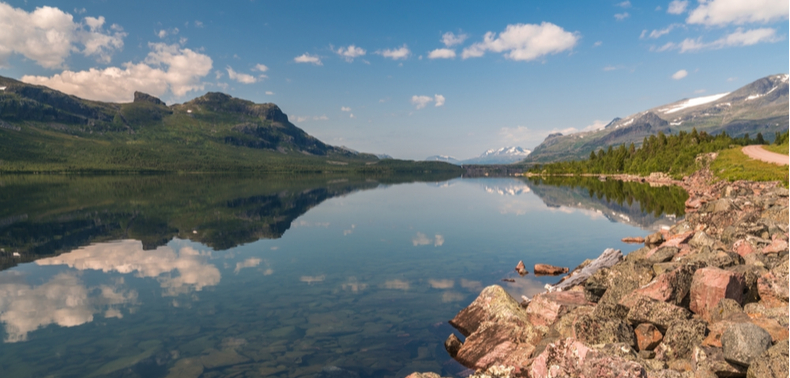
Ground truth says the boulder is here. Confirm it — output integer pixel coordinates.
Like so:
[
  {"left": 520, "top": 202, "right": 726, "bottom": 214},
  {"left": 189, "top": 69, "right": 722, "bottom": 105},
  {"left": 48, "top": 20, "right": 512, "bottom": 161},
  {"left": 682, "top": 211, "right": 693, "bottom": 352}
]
[
  {"left": 526, "top": 291, "right": 591, "bottom": 328},
  {"left": 726, "top": 265, "right": 767, "bottom": 304},
  {"left": 634, "top": 266, "right": 693, "bottom": 306},
  {"left": 635, "top": 323, "right": 663, "bottom": 351},
  {"left": 534, "top": 264, "right": 569, "bottom": 276},
  {"left": 689, "top": 232, "right": 717, "bottom": 250},
  {"left": 453, "top": 321, "right": 537, "bottom": 371},
  {"left": 756, "top": 257, "right": 789, "bottom": 308},
  {"left": 647, "top": 247, "right": 680, "bottom": 263},
  {"left": 656, "top": 319, "right": 707, "bottom": 361},
  {"left": 652, "top": 262, "right": 682, "bottom": 276},
  {"left": 592, "top": 302, "right": 630, "bottom": 320},
  {"left": 689, "top": 268, "right": 746, "bottom": 321},
  {"left": 691, "top": 346, "right": 747, "bottom": 377},
  {"left": 572, "top": 313, "right": 636, "bottom": 347},
  {"left": 646, "top": 232, "right": 665, "bottom": 247},
  {"left": 708, "top": 298, "right": 744, "bottom": 324},
  {"left": 593, "top": 260, "right": 655, "bottom": 305},
  {"left": 624, "top": 294, "right": 692, "bottom": 332},
  {"left": 449, "top": 285, "right": 529, "bottom": 337},
  {"left": 529, "top": 338, "right": 647, "bottom": 378},
  {"left": 746, "top": 342, "right": 789, "bottom": 378},
  {"left": 721, "top": 323, "right": 772, "bottom": 367}
]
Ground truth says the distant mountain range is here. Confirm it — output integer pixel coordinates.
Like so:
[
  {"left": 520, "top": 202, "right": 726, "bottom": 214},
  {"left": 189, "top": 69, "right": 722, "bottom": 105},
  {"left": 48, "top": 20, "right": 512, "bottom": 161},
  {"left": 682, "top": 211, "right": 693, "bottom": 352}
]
[
  {"left": 524, "top": 74, "right": 789, "bottom": 164},
  {"left": 426, "top": 146, "right": 531, "bottom": 165}
]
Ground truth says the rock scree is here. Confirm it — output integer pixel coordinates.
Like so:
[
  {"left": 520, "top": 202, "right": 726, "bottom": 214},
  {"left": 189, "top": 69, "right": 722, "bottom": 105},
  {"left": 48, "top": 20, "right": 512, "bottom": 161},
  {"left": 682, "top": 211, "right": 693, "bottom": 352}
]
[{"left": 410, "top": 167, "right": 789, "bottom": 378}]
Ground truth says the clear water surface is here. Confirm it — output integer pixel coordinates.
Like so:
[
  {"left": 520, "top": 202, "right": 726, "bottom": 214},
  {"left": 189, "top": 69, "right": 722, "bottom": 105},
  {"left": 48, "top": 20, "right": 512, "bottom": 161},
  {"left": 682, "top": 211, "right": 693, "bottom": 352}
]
[{"left": 0, "top": 175, "right": 686, "bottom": 378}]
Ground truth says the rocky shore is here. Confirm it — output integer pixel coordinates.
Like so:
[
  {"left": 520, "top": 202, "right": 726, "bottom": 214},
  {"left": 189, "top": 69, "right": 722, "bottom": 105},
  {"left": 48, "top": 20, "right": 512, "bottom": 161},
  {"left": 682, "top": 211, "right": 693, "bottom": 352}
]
[{"left": 411, "top": 166, "right": 789, "bottom": 378}]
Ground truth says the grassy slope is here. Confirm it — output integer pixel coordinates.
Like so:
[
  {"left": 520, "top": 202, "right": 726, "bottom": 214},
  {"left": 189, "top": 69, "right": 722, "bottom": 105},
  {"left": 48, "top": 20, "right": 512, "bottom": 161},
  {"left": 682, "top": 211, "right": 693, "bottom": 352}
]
[
  {"left": 764, "top": 142, "right": 789, "bottom": 155},
  {"left": 711, "top": 148, "right": 788, "bottom": 186}
]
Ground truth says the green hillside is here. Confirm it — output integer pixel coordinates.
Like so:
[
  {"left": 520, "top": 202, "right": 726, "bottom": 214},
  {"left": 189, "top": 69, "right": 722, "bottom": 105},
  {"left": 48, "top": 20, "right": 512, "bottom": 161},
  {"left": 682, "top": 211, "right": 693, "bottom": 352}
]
[{"left": 0, "top": 76, "right": 460, "bottom": 175}]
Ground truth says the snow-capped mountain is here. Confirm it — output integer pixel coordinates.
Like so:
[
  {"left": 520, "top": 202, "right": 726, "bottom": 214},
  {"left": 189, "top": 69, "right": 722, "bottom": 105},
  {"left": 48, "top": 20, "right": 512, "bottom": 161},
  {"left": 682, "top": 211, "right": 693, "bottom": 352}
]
[
  {"left": 425, "top": 147, "right": 531, "bottom": 165},
  {"left": 462, "top": 146, "right": 532, "bottom": 165}
]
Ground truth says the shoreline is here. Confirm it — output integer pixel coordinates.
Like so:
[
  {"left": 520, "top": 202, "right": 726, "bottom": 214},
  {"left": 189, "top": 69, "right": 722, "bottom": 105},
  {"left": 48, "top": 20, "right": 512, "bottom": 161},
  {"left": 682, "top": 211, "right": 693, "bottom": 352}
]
[{"left": 412, "top": 165, "right": 789, "bottom": 378}]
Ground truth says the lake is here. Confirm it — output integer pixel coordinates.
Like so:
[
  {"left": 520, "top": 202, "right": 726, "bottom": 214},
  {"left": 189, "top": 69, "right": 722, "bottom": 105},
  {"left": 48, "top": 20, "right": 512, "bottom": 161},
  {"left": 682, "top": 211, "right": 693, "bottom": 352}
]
[{"left": 0, "top": 174, "right": 687, "bottom": 378}]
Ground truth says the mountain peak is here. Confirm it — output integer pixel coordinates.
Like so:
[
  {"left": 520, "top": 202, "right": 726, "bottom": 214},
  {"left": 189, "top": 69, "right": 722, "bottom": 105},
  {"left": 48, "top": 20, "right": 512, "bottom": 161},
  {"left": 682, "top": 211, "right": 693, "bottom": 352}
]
[{"left": 133, "top": 91, "right": 166, "bottom": 106}]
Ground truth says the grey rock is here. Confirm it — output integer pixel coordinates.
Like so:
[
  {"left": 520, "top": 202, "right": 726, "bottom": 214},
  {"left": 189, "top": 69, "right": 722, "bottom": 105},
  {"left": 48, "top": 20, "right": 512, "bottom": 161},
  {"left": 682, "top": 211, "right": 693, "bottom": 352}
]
[
  {"left": 709, "top": 298, "right": 745, "bottom": 323},
  {"left": 658, "top": 319, "right": 707, "bottom": 361},
  {"left": 573, "top": 313, "right": 636, "bottom": 347},
  {"left": 646, "top": 232, "right": 665, "bottom": 247},
  {"left": 648, "top": 247, "right": 679, "bottom": 263},
  {"left": 747, "top": 342, "right": 789, "bottom": 378},
  {"left": 689, "top": 232, "right": 716, "bottom": 249},
  {"left": 626, "top": 295, "right": 691, "bottom": 332},
  {"left": 722, "top": 323, "right": 772, "bottom": 367}
]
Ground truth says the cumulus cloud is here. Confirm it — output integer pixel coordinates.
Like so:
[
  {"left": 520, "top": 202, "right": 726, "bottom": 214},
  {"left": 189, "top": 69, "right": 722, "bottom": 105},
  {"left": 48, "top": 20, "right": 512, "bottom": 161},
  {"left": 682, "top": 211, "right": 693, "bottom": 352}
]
[
  {"left": 428, "top": 48, "right": 456, "bottom": 59},
  {"left": 617, "top": 1, "right": 632, "bottom": 8},
  {"left": 226, "top": 66, "right": 258, "bottom": 84},
  {"left": 0, "top": 272, "right": 137, "bottom": 342},
  {"left": 428, "top": 279, "right": 454, "bottom": 289},
  {"left": 253, "top": 63, "right": 268, "bottom": 72},
  {"left": 614, "top": 12, "right": 630, "bottom": 20},
  {"left": 21, "top": 42, "right": 213, "bottom": 102},
  {"left": 667, "top": 0, "right": 688, "bottom": 14},
  {"left": 341, "top": 106, "right": 351, "bottom": 112},
  {"left": 234, "top": 258, "right": 261, "bottom": 273},
  {"left": 672, "top": 69, "right": 688, "bottom": 79},
  {"left": 334, "top": 44, "right": 366, "bottom": 62},
  {"left": 294, "top": 53, "right": 322, "bottom": 65},
  {"left": 36, "top": 240, "right": 220, "bottom": 297},
  {"left": 441, "top": 31, "right": 468, "bottom": 47},
  {"left": 157, "top": 27, "right": 179, "bottom": 39},
  {"left": 377, "top": 44, "right": 411, "bottom": 60},
  {"left": 292, "top": 115, "right": 328, "bottom": 122},
  {"left": 656, "top": 28, "right": 781, "bottom": 52},
  {"left": 461, "top": 22, "right": 578, "bottom": 61},
  {"left": 411, "top": 94, "right": 445, "bottom": 109},
  {"left": 0, "top": 3, "right": 126, "bottom": 68},
  {"left": 265, "top": 91, "right": 274, "bottom": 95},
  {"left": 686, "top": 0, "right": 788, "bottom": 26},
  {"left": 411, "top": 232, "right": 444, "bottom": 246}
]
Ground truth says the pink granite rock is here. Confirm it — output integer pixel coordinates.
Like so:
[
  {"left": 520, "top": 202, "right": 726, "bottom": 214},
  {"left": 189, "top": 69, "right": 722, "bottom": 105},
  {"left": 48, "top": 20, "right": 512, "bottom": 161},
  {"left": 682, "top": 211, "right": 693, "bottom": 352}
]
[
  {"left": 633, "top": 266, "right": 693, "bottom": 306},
  {"left": 732, "top": 239, "right": 757, "bottom": 257},
  {"left": 757, "top": 271, "right": 789, "bottom": 308},
  {"left": 762, "top": 238, "right": 789, "bottom": 254},
  {"left": 530, "top": 338, "right": 646, "bottom": 378},
  {"left": 526, "top": 291, "right": 591, "bottom": 328},
  {"left": 689, "top": 268, "right": 746, "bottom": 321},
  {"left": 453, "top": 321, "right": 538, "bottom": 371}
]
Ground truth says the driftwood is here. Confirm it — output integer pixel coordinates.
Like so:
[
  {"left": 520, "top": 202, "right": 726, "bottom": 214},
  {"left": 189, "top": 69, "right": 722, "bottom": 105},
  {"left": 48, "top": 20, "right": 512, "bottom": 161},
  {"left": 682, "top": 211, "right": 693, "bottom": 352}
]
[{"left": 548, "top": 248, "right": 622, "bottom": 292}]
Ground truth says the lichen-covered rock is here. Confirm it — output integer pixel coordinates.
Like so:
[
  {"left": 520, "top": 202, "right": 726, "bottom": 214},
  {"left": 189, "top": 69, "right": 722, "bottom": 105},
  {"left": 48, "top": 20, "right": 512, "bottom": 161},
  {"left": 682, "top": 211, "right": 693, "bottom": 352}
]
[
  {"left": 597, "top": 261, "right": 656, "bottom": 305},
  {"left": 573, "top": 313, "right": 636, "bottom": 347},
  {"left": 635, "top": 323, "right": 663, "bottom": 351},
  {"left": 721, "top": 322, "right": 772, "bottom": 367},
  {"left": 689, "top": 268, "right": 746, "bottom": 321},
  {"left": 453, "top": 321, "right": 539, "bottom": 371},
  {"left": 646, "top": 232, "right": 665, "bottom": 247},
  {"left": 624, "top": 294, "right": 691, "bottom": 332},
  {"left": 656, "top": 319, "right": 706, "bottom": 361},
  {"left": 689, "top": 232, "right": 717, "bottom": 250},
  {"left": 449, "top": 285, "right": 529, "bottom": 337},
  {"left": 746, "top": 342, "right": 789, "bottom": 378},
  {"left": 593, "top": 302, "right": 630, "bottom": 320},
  {"left": 756, "top": 255, "right": 789, "bottom": 308},
  {"left": 708, "top": 298, "right": 744, "bottom": 323},
  {"left": 526, "top": 291, "right": 591, "bottom": 329},
  {"left": 634, "top": 266, "right": 693, "bottom": 306},
  {"left": 647, "top": 247, "right": 680, "bottom": 263},
  {"left": 529, "top": 338, "right": 647, "bottom": 378}
]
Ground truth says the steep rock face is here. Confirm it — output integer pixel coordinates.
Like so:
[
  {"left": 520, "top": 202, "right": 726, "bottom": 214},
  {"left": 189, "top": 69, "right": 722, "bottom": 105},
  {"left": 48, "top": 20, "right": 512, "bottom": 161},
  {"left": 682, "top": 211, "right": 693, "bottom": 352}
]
[
  {"left": 133, "top": 91, "right": 166, "bottom": 106},
  {"left": 184, "top": 92, "right": 288, "bottom": 122}
]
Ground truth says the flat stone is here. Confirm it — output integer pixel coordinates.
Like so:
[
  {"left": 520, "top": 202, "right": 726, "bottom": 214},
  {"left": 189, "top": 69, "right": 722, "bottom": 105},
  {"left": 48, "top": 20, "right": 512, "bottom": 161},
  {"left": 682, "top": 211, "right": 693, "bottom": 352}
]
[
  {"left": 721, "top": 323, "right": 772, "bottom": 367},
  {"left": 746, "top": 342, "right": 789, "bottom": 378},
  {"left": 534, "top": 264, "right": 569, "bottom": 276},
  {"left": 689, "top": 267, "right": 746, "bottom": 322},
  {"left": 635, "top": 323, "right": 663, "bottom": 351},
  {"left": 623, "top": 237, "right": 646, "bottom": 244}
]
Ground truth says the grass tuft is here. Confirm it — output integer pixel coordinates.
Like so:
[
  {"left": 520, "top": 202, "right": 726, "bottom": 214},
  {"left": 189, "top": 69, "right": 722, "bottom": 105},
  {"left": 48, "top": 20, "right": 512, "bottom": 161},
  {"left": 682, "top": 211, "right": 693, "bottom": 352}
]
[{"left": 711, "top": 148, "right": 788, "bottom": 187}]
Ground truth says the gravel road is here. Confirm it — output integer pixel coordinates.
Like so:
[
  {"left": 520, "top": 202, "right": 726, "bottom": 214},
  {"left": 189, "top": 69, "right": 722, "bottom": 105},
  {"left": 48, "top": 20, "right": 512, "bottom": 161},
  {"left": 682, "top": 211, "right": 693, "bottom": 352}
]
[{"left": 742, "top": 145, "right": 788, "bottom": 166}]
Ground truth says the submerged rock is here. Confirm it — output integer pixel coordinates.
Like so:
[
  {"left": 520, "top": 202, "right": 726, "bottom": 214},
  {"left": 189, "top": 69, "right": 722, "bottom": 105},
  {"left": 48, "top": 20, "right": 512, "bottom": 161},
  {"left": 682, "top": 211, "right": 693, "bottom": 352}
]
[{"left": 515, "top": 261, "right": 528, "bottom": 276}]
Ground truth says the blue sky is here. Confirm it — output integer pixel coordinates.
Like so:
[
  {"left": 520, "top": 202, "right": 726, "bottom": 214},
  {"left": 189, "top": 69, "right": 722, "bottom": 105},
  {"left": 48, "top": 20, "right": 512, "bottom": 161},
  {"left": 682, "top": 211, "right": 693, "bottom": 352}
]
[{"left": 0, "top": 1, "right": 787, "bottom": 159}]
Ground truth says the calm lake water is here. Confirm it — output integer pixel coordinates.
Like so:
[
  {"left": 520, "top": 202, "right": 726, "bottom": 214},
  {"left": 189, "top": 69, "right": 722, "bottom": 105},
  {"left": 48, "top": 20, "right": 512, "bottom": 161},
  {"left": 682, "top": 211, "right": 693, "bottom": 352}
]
[{"left": 0, "top": 174, "right": 687, "bottom": 378}]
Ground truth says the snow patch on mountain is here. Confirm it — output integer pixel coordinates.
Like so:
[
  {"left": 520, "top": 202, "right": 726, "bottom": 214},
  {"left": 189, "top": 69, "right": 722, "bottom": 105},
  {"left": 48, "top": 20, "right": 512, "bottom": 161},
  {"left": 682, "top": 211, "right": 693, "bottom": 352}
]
[{"left": 661, "top": 92, "right": 730, "bottom": 114}]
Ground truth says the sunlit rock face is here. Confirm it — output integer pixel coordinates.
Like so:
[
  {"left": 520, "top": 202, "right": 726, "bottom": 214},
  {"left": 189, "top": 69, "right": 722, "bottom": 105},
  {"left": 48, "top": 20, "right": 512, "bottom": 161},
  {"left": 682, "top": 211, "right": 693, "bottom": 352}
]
[
  {"left": 0, "top": 272, "right": 137, "bottom": 342},
  {"left": 36, "top": 239, "right": 220, "bottom": 296}
]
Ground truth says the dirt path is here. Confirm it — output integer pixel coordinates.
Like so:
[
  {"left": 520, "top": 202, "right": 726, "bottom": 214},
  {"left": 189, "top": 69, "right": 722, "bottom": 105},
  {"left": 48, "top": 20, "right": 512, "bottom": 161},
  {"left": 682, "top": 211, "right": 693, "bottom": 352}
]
[{"left": 742, "top": 145, "right": 789, "bottom": 166}]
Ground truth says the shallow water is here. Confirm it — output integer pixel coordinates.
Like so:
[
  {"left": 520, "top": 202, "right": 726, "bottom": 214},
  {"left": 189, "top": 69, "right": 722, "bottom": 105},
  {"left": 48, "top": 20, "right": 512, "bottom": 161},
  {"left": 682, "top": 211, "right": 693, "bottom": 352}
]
[{"left": 0, "top": 175, "right": 686, "bottom": 378}]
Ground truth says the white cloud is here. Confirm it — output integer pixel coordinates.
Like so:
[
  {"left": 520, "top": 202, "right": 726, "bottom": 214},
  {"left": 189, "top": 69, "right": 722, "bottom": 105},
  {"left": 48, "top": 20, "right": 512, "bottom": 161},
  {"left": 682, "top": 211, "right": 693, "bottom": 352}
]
[
  {"left": 74, "top": 7, "right": 86, "bottom": 14},
  {"left": 334, "top": 44, "right": 366, "bottom": 62},
  {"left": 593, "top": 41, "right": 603, "bottom": 47},
  {"left": 686, "top": 0, "right": 788, "bottom": 26},
  {"left": 377, "top": 44, "right": 411, "bottom": 60},
  {"left": 614, "top": 12, "right": 630, "bottom": 20},
  {"left": 194, "top": 20, "right": 204, "bottom": 28},
  {"left": 265, "top": 91, "right": 274, "bottom": 95},
  {"left": 292, "top": 115, "right": 328, "bottom": 122},
  {"left": 234, "top": 258, "right": 261, "bottom": 273},
  {"left": 349, "top": 113, "right": 355, "bottom": 118},
  {"left": 341, "top": 106, "right": 351, "bottom": 112},
  {"left": 253, "top": 63, "right": 268, "bottom": 72},
  {"left": 434, "top": 94, "right": 445, "bottom": 107},
  {"left": 411, "top": 94, "right": 445, "bottom": 109},
  {"left": 0, "top": 272, "right": 137, "bottom": 342},
  {"left": 672, "top": 69, "right": 688, "bottom": 79},
  {"left": 157, "top": 27, "right": 179, "bottom": 39},
  {"left": 411, "top": 232, "right": 444, "bottom": 247},
  {"left": 584, "top": 120, "right": 608, "bottom": 131},
  {"left": 37, "top": 240, "right": 221, "bottom": 297},
  {"left": 657, "top": 28, "right": 781, "bottom": 52},
  {"left": 428, "top": 48, "right": 456, "bottom": 59},
  {"left": 461, "top": 22, "right": 578, "bottom": 61},
  {"left": 441, "top": 31, "right": 468, "bottom": 47},
  {"left": 22, "top": 42, "right": 212, "bottom": 103},
  {"left": 643, "top": 24, "right": 681, "bottom": 39},
  {"left": 0, "top": 3, "right": 126, "bottom": 69},
  {"left": 428, "top": 279, "right": 454, "bottom": 289},
  {"left": 294, "top": 53, "right": 322, "bottom": 65},
  {"left": 667, "top": 0, "right": 688, "bottom": 14},
  {"left": 617, "top": 1, "right": 632, "bottom": 8},
  {"left": 226, "top": 66, "right": 257, "bottom": 84}
]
